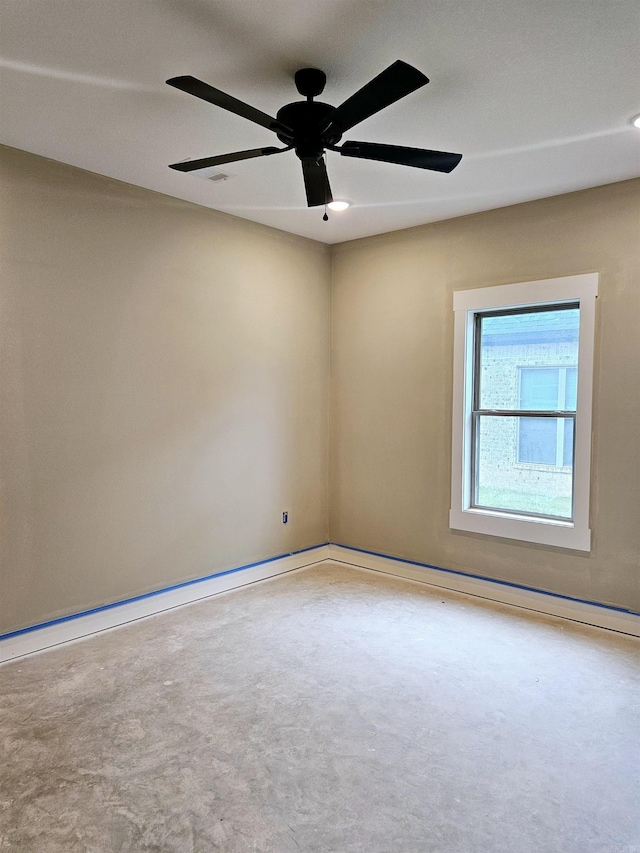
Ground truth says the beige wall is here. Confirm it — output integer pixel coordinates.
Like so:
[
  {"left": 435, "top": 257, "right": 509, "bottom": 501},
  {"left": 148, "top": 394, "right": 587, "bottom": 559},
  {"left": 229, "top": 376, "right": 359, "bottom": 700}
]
[
  {"left": 0, "top": 146, "right": 330, "bottom": 634},
  {"left": 2, "top": 147, "right": 638, "bottom": 635},
  {"left": 330, "top": 180, "right": 640, "bottom": 611}
]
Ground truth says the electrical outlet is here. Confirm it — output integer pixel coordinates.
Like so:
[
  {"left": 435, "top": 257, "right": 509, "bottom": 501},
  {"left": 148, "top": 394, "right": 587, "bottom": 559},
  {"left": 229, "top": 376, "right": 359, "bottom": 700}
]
[{"left": 282, "top": 512, "right": 288, "bottom": 524}]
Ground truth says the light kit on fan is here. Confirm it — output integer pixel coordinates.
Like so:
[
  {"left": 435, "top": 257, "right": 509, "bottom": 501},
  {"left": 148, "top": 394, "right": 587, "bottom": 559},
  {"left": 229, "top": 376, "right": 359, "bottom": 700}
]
[{"left": 166, "top": 60, "right": 462, "bottom": 214}]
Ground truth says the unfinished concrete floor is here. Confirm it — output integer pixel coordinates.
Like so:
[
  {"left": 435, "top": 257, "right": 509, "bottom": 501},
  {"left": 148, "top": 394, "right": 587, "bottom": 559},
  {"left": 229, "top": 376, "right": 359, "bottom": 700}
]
[{"left": 1, "top": 562, "right": 639, "bottom": 852}]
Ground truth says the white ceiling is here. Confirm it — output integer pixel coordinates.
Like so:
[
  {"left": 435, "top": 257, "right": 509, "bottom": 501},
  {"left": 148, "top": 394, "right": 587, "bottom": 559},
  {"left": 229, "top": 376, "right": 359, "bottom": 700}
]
[{"left": 2, "top": 0, "right": 639, "bottom": 244}]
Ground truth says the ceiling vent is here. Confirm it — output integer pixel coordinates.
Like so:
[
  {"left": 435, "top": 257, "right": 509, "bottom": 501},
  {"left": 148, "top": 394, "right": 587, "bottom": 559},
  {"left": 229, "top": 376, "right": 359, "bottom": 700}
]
[
  {"left": 194, "top": 166, "right": 235, "bottom": 182},
  {"left": 206, "top": 170, "right": 232, "bottom": 182},
  {"left": 173, "top": 160, "right": 236, "bottom": 183}
]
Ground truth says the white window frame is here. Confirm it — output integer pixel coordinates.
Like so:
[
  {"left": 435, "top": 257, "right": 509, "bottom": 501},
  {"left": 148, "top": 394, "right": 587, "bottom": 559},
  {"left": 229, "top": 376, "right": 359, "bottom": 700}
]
[{"left": 450, "top": 273, "right": 598, "bottom": 551}]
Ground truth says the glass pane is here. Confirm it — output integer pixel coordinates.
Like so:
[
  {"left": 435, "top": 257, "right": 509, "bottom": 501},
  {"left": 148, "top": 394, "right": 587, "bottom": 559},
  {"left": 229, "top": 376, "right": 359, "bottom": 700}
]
[
  {"left": 475, "top": 415, "right": 573, "bottom": 518},
  {"left": 518, "top": 417, "right": 557, "bottom": 464},
  {"left": 519, "top": 368, "right": 559, "bottom": 409},
  {"left": 564, "top": 367, "right": 578, "bottom": 410},
  {"left": 478, "top": 307, "right": 579, "bottom": 410},
  {"left": 563, "top": 418, "right": 574, "bottom": 467}
]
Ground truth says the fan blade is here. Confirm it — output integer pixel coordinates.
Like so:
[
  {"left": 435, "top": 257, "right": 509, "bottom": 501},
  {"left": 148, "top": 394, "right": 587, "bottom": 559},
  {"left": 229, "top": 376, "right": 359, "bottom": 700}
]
[
  {"left": 302, "top": 157, "right": 333, "bottom": 207},
  {"left": 167, "top": 76, "right": 292, "bottom": 135},
  {"left": 325, "top": 60, "right": 428, "bottom": 134},
  {"left": 340, "top": 141, "right": 462, "bottom": 173},
  {"left": 169, "top": 146, "right": 288, "bottom": 172}
]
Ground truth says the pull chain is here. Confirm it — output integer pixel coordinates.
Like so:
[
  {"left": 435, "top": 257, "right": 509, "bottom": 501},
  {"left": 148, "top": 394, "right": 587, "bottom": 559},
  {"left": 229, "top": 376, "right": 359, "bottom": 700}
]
[{"left": 323, "top": 204, "right": 329, "bottom": 222}]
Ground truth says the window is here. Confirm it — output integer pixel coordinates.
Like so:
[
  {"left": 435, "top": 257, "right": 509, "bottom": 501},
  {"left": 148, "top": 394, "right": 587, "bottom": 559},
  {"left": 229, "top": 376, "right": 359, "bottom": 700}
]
[
  {"left": 450, "top": 274, "right": 598, "bottom": 551},
  {"left": 472, "top": 307, "right": 579, "bottom": 520}
]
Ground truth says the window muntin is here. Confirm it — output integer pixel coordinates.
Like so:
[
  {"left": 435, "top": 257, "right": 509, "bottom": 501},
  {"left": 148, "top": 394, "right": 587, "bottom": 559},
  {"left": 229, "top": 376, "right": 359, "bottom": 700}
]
[{"left": 450, "top": 274, "right": 597, "bottom": 551}]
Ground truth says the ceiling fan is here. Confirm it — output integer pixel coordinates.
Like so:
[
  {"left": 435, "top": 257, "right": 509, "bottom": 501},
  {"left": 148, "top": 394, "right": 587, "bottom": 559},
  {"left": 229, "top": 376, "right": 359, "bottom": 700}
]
[{"left": 167, "top": 60, "right": 462, "bottom": 209}]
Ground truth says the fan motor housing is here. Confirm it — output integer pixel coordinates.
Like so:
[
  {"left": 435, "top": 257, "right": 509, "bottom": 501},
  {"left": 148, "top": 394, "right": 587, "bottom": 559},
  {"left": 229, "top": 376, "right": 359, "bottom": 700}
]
[{"left": 276, "top": 101, "right": 342, "bottom": 158}]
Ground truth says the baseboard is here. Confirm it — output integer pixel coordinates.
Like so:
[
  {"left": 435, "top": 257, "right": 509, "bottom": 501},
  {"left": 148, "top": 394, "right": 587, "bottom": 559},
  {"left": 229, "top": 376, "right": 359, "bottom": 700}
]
[
  {"left": 328, "top": 544, "right": 640, "bottom": 638},
  {"left": 3, "top": 541, "right": 637, "bottom": 663},
  {"left": 0, "top": 544, "right": 330, "bottom": 664}
]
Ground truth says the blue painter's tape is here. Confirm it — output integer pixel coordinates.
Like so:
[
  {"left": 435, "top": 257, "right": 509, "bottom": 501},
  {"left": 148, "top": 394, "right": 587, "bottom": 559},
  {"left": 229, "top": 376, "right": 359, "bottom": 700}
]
[
  {"left": 0, "top": 543, "right": 329, "bottom": 642},
  {"left": 330, "top": 542, "right": 640, "bottom": 618},
  {"left": 3, "top": 541, "right": 636, "bottom": 644}
]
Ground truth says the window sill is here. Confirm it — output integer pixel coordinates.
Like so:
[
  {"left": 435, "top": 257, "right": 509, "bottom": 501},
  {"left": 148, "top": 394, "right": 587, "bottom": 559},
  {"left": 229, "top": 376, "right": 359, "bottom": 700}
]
[{"left": 449, "top": 507, "right": 591, "bottom": 551}]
